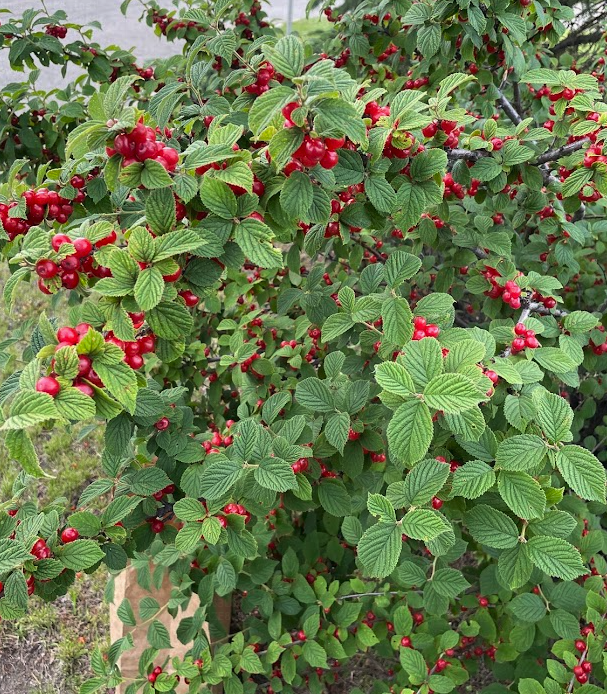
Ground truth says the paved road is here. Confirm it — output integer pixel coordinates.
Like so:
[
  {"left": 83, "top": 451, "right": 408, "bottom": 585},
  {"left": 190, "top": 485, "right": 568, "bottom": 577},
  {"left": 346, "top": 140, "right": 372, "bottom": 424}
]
[{"left": 0, "top": 0, "right": 310, "bottom": 89}]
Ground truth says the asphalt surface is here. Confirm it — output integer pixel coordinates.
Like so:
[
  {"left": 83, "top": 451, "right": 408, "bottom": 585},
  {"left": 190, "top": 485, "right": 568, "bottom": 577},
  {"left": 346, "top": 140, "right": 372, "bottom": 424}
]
[{"left": 0, "top": 0, "right": 309, "bottom": 89}]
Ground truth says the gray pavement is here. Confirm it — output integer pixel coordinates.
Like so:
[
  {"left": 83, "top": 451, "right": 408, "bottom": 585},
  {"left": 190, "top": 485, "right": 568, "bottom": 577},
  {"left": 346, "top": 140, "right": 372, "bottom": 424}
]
[{"left": 0, "top": 0, "right": 310, "bottom": 89}]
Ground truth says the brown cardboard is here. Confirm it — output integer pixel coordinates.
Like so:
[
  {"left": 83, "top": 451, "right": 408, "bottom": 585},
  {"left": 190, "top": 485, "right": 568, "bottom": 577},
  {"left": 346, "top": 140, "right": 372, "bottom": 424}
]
[{"left": 110, "top": 564, "right": 231, "bottom": 694}]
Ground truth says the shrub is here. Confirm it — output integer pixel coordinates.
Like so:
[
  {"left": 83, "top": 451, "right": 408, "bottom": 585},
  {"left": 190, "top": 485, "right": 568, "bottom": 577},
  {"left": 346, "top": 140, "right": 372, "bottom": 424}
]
[{"left": 1, "top": 1, "right": 607, "bottom": 693}]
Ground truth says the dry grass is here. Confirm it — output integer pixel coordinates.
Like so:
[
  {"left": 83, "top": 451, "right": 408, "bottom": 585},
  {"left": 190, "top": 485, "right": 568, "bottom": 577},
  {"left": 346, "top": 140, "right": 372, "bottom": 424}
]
[{"left": 0, "top": 266, "right": 109, "bottom": 694}]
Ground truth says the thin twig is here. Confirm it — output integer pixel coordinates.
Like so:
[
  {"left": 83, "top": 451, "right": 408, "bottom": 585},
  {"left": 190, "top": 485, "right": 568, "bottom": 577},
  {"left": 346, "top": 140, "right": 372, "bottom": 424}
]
[{"left": 497, "top": 89, "right": 522, "bottom": 125}]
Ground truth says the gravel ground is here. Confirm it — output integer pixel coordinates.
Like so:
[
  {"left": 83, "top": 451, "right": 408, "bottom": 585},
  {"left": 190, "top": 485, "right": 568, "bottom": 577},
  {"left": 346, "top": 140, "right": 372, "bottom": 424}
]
[{"left": 0, "top": 0, "right": 310, "bottom": 89}]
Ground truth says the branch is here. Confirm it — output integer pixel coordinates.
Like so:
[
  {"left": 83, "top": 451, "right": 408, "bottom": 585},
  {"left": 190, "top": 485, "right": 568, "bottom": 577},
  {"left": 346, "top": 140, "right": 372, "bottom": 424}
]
[
  {"left": 446, "top": 148, "right": 486, "bottom": 161},
  {"left": 501, "top": 299, "right": 568, "bottom": 357},
  {"left": 535, "top": 138, "right": 590, "bottom": 165},
  {"left": 554, "top": 30, "right": 603, "bottom": 54},
  {"left": 497, "top": 88, "right": 523, "bottom": 126}
]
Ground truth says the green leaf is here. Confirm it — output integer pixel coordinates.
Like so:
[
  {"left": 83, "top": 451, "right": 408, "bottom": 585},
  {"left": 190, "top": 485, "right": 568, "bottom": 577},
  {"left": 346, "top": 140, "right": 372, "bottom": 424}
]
[
  {"left": 375, "top": 362, "right": 415, "bottom": 397},
  {"left": 173, "top": 498, "right": 207, "bottom": 522},
  {"left": 200, "top": 456, "right": 243, "bottom": 500},
  {"left": 431, "top": 568, "right": 470, "bottom": 598},
  {"left": 325, "top": 411, "right": 350, "bottom": 454},
  {"left": 401, "top": 338, "right": 443, "bottom": 388},
  {"left": 383, "top": 297, "right": 413, "bottom": 345},
  {"left": 417, "top": 24, "right": 441, "bottom": 58},
  {"left": 249, "top": 86, "right": 296, "bottom": 137},
  {"left": 147, "top": 301, "right": 194, "bottom": 340},
  {"left": 54, "top": 387, "right": 97, "bottom": 421},
  {"left": 498, "top": 544, "right": 533, "bottom": 590},
  {"left": 465, "top": 504, "right": 519, "bottom": 549},
  {"left": 357, "top": 522, "right": 402, "bottom": 578},
  {"left": 200, "top": 177, "right": 237, "bottom": 218},
  {"left": 387, "top": 399, "right": 433, "bottom": 466},
  {"left": 385, "top": 251, "right": 422, "bottom": 287},
  {"left": 265, "top": 35, "right": 304, "bottom": 78},
  {"left": 527, "top": 536, "right": 586, "bottom": 580},
  {"left": 534, "top": 391, "right": 573, "bottom": 443},
  {"left": 423, "top": 373, "right": 485, "bottom": 413},
  {"left": 57, "top": 539, "right": 104, "bottom": 570},
  {"left": 509, "top": 592, "right": 546, "bottom": 622},
  {"left": 561, "top": 167, "right": 593, "bottom": 197},
  {"left": 280, "top": 171, "right": 313, "bottom": 219},
  {"left": 367, "top": 494, "right": 396, "bottom": 522},
  {"left": 128, "top": 467, "right": 172, "bottom": 496},
  {"left": 296, "top": 378, "right": 335, "bottom": 412},
  {"left": 451, "top": 460, "right": 496, "bottom": 499},
  {"left": 302, "top": 641, "right": 329, "bottom": 669},
  {"left": 134, "top": 267, "right": 165, "bottom": 311},
  {"left": 470, "top": 157, "right": 502, "bottom": 182},
  {"left": 556, "top": 445, "right": 606, "bottom": 503},
  {"left": 498, "top": 471, "right": 546, "bottom": 520},
  {"left": 2, "top": 391, "right": 60, "bottom": 430},
  {"left": 400, "top": 509, "right": 450, "bottom": 541},
  {"left": 254, "top": 457, "right": 297, "bottom": 491},
  {"left": 141, "top": 159, "right": 173, "bottom": 189},
  {"left": 495, "top": 435, "right": 547, "bottom": 472},
  {"left": 366, "top": 176, "right": 396, "bottom": 213},
  {"left": 410, "top": 148, "right": 447, "bottom": 181},
  {"left": 234, "top": 218, "right": 282, "bottom": 268},
  {"left": 93, "top": 361, "right": 138, "bottom": 415},
  {"left": 321, "top": 313, "right": 355, "bottom": 342},
  {"left": 315, "top": 98, "right": 366, "bottom": 144},
  {"left": 318, "top": 478, "right": 351, "bottom": 516},
  {"left": 528, "top": 510, "right": 576, "bottom": 539},
  {"left": 145, "top": 187, "right": 176, "bottom": 235},
  {"left": 395, "top": 180, "right": 427, "bottom": 230},
  {"left": 533, "top": 347, "right": 576, "bottom": 374},
  {"left": 401, "top": 458, "right": 450, "bottom": 506},
  {"left": 0, "top": 539, "right": 34, "bottom": 573},
  {"left": 4, "top": 429, "right": 48, "bottom": 478}
]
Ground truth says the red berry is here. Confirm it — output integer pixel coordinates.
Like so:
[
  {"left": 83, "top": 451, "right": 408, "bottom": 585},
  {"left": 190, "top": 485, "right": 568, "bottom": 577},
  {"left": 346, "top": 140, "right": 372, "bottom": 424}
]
[
  {"left": 61, "top": 271, "right": 80, "bottom": 290},
  {"left": 36, "top": 259, "right": 59, "bottom": 279},
  {"left": 575, "top": 640, "right": 586, "bottom": 653},
  {"left": 155, "top": 417, "right": 170, "bottom": 431},
  {"left": 431, "top": 497, "right": 443, "bottom": 509},
  {"left": 514, "top": 322, "right": 527, "bottom": 335},
  {"left": 51, "top": 233, "right": 71, "bottom": 251},
  {"left": 150, "top": 519, "right": 165, "bottom": 533},
  {"left": 325, "top": 136, "right": 345, "bottom": 151},
  {"left": 56, "top": 326, "right": 80, "bottom": 345},
  {"left": 61, "top": 527, "right": 79, "bottom": 543},
  {"left": 36, "top": 376, "right": 61, "bottom": 397},
  {"left": 72, "top": 237, "right": 93, "bottom": 258}
]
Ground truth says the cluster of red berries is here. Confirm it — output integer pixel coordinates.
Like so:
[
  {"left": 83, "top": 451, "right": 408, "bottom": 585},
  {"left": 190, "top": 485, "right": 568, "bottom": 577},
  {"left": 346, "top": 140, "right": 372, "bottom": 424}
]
[
  {"left": 383, "top": 133, "right": 424, "bottom": 160},
  {"left": 35, "top": 229, "right": 111, "bottom": 292},
  {"left": 422, "top": 119, "right": 462, "bottom": 148},
  {"left": 107, "top": 119, "right": 179, "bottom": 172},
  {"left": 403, "top": 73, "right": 430, "bottom": 90},
  {"left": 45, "top": 24, "right": 67, "bottom": 38},
  {"left": 1, "top": 181, "right": 84, "bottom": 240},
  {"left": 31, "top": 537, "right": 52, "bottom": 559},
  {"left": 291, "top": 457, "right": 310, "bottom": 474},
  {"left": 412, "top": 316, "right": 440, "bottom": 341},
  {"left": 436, "top": 456, "right": 461, "bottom": 473},
  {"left": 364, "top": 101, "right": 391, "bottom": 124},
  {"left": 572, "top": 661, "right": 592, "bottom": 684},
  {"left": 245, "top": 62, "right": 278, "bottom": 95},
  {"left": 482, "top": 268, "right": 523, "bottom": 309},
  {"left": 148, "top": 666, "right": 163, "bottom": 684},
  {"left": 221, "top": 503, "right": 251, "bottom": 524},
  {"left": 377, "top": 43, "right": 399, "bottom": 62},
  {"left": 510, "top": 323, "right": 540, "bottom": 353},
  {"left": 589, "top": 336, "right": 607, "bottom": 355},
  {"left": 36, "top": 324, "right": 156, "bottom": 399},
  {"left": 283, "top": 131, "right": 344, "bottom": 174}
]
